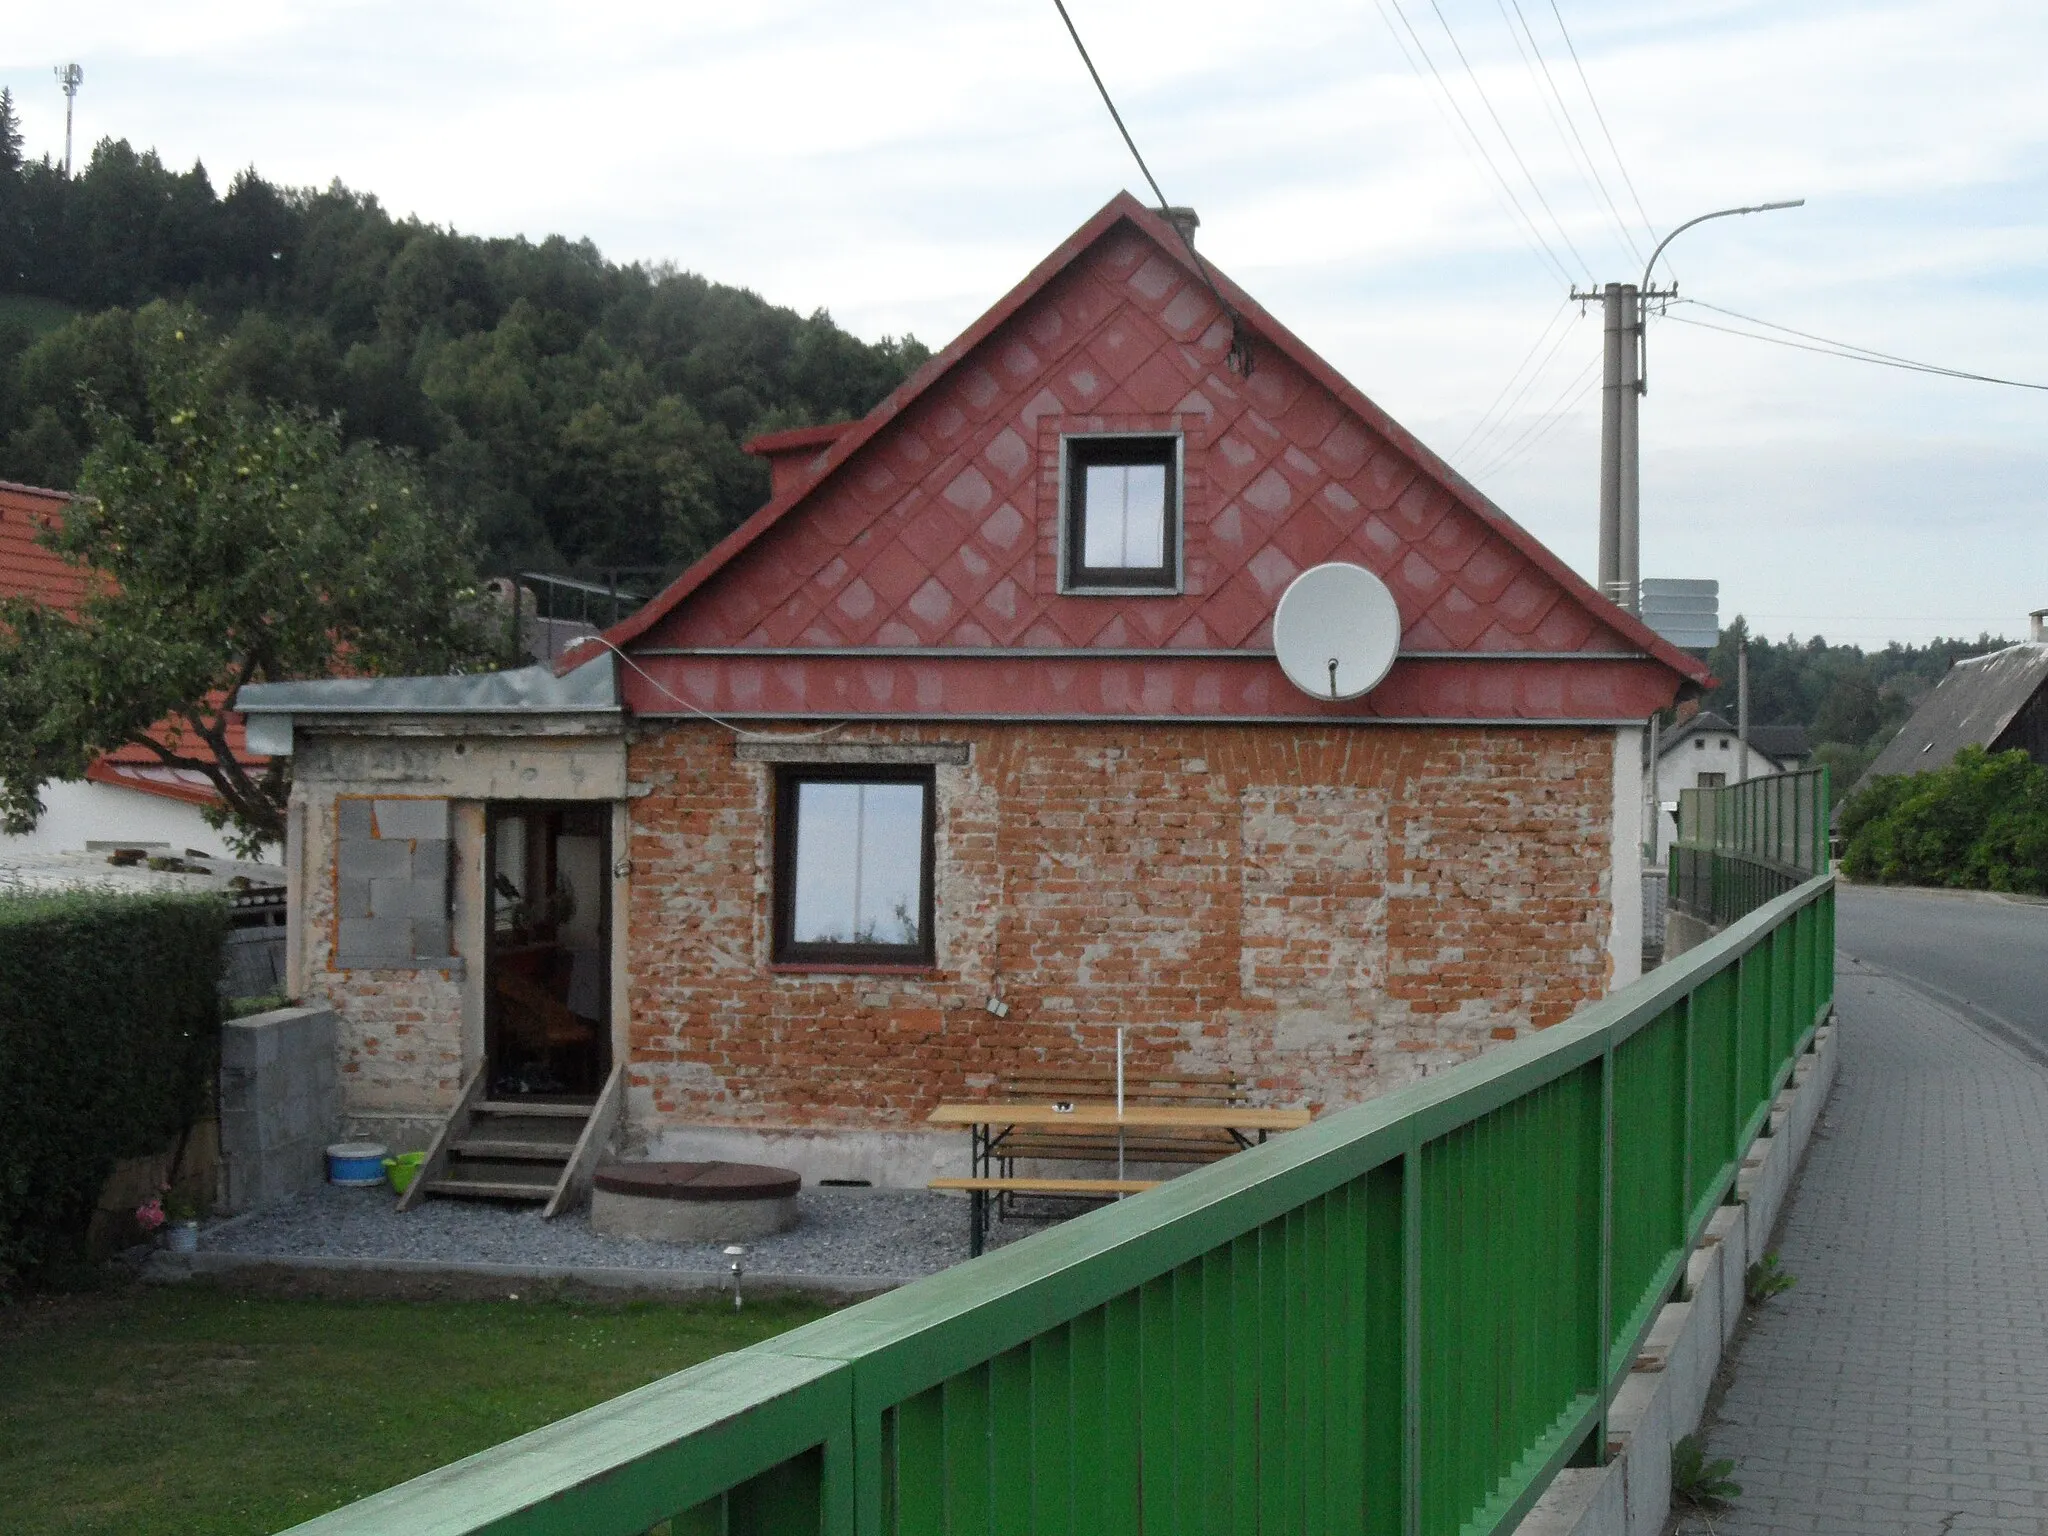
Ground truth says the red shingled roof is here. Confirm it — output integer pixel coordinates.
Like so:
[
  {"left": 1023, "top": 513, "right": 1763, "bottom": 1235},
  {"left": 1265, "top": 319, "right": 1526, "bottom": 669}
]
[
  {"left": 590, "top": 193, "right": 1706, "bottom": 724},
  {"left": 0, "top": 481, "right": 263, "bottom": 804}
]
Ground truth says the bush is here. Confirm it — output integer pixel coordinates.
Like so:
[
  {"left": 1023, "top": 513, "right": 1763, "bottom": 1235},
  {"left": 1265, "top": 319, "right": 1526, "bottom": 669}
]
[
  {"left": 1842, "top": 746, "right": 2048, "bottom": 894},
  {"left": 0, "top": 889, "right": 227, "bottom": 1282}
]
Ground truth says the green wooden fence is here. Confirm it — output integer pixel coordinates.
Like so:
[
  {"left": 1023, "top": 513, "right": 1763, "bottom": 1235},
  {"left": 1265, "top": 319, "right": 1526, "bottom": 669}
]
[
  {"left": 288, "top": 874, "right": 1836, "bottom": 1536},
  {"left": 1671, "top": 768, "right": 1830, "bottom": 927}
]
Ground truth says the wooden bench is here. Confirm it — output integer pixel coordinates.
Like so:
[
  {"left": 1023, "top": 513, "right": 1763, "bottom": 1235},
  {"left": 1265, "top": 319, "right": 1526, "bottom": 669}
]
[{"left": 928, "top": 1176, "right": 1160, "bottom": 1256}]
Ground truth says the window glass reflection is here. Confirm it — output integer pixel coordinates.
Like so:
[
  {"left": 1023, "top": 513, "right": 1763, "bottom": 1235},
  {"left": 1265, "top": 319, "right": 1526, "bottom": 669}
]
[
  {"left": 1082, "top": 461, "right": 1167, "bottom": 569},
  {"left": 791, "top": 781, "right": 925, "bottom": 946}
]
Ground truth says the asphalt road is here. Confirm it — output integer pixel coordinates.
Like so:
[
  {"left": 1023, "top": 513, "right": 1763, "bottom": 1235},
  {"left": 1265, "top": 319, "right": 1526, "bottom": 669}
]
[{"left": 1836, "top": 882, "right": 2048, "bottom": 1061}]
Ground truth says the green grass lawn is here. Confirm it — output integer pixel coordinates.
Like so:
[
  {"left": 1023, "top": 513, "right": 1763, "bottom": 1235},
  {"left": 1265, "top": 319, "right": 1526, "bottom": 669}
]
[{"left": 0, "top": 1280, "right": 834, "bottom": 1535}]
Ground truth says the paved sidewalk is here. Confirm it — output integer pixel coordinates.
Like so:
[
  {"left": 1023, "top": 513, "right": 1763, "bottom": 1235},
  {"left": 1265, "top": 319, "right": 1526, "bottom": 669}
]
[{"left": 1697, "top": 958, "right": 2048, "bottom": 1535}]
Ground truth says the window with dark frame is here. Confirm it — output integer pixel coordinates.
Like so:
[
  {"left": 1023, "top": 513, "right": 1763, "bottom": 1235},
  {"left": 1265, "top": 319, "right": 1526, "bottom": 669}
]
[
  {"left": 772, "top": 766, "right": 936, "bottom": 966},
  {"left": 1063, "top": 434, "right": 1179, "bottom": 591}
]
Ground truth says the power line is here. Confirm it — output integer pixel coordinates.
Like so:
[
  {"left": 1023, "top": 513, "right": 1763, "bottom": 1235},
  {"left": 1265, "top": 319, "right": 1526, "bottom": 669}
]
[
  {"left": 1544, "top": 0, "right": 1659, "bottom": 263},
  {"left": 1377, "top": 0, "right": 1576, "bottom": 286},
  {"left": 1502, "top": 0, "right": 1643, "bottom": 266},
  {"left": 1424, "top": 0, "right": 1594, "bottom": 280},
  {"left": 1663, "top": 305, "right": 2048, "bottom": 392},
  {"left": 1451, "top": 297, "right": 1572, "bottom": 459},
  {"left": 1049, "top": 0, "right": 1254, "bottom": 374},
  {"left": 1468, "top": 352, "right": 1601, "bottom": 479},
  {"left": 1462, "top": 303, "right": 1585, "bottom": 464}
]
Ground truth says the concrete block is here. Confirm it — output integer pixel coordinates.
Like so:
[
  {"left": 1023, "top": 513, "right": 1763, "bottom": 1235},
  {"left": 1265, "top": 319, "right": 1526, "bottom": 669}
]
[
  {"left": 369, "top": 876, "right": 444, "bottom": 920},
  {"left": 338, "top": 838, "right": 411, "bottom": 880},
  {"left": 217, "top": 1006, "right": 339, "bottom": 1215},
  {"left": 337, "top": 877, "right": 373, "bottom": 920},
  {"left": 1611, "top": 1372, "right": 1671, "bottom": 1535},
  {"left": 411, "top": 918, "right": 451, "bottom": 960},
  {"left": 410, "top": 839, "right": 450, "bottom": 880},
  {"left": 337, "top": 798, "right": 373, "bottom": 839},
  {"left": 338, "top": 918, "right": 412, "bottom": 967},
  {"left": 1513, "top": 1465, "right": 1623, "bottom": 1536},
  {"left": 373, "top": 798, "right": 449, "bottom": 841}
]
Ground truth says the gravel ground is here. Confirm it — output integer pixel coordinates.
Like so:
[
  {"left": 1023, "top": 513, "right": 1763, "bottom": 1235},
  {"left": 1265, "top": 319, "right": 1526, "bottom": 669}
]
[{"left": 200, "top": 1184, "right": 1055, "bottom": 1280}]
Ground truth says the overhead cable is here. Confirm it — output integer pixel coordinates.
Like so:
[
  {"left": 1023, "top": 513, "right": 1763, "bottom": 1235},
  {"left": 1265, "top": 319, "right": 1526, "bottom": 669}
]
[
  {"left": 1451, "top": 297, "right": 1573, "bottom": 459},
  {"left": 1050, "top": 0, "right": 1255, "bottom": 374},
  {"left": 1545, "top": 0, "right": 1660, "bottom": 262},
  {"left": 1502, "top": 0, "right": 1644, "bottom": 265},
  {"left": 1664, "top": 304, "right": 2048, "bottom": 392},
  {"left": 1377, "top": 0, "right": 1576, "bottom": 286},
  {"left": 1460, "top": 303, "right": 1585, "bottom": 464},
  {"left": 1423, "top": 0, "right": 1594, "bottom": 280},
  {"left": 1468, "top": 353, "right": 1602, "bottom": 479}
]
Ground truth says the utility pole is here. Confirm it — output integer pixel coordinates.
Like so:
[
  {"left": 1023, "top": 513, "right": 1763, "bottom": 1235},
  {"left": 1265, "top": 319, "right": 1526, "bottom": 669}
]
[
  {"left": 1737, "top": 639, "right": 1751, "bottom": 782},
  {"left": 54, "top": 64, "right": 83, "bottom": 177},
  {"left": 1574, "top": 200, "right": 1803, "bottom": 617}
]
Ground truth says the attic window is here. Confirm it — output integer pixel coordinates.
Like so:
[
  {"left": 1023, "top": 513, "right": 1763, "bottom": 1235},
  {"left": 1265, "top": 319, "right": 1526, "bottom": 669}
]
[{"left": 1062, "top": 434, "right": 1180, "bottom": 593}]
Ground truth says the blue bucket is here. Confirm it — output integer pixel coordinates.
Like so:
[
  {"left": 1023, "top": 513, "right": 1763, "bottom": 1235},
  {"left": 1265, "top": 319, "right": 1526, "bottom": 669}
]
[{"left": 327, "top": 1142, "right": 389, "bottom": 1187}]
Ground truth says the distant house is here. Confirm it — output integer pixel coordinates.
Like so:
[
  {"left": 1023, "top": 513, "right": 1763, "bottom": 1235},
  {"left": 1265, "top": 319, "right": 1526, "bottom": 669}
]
[
  {"left": 0, "top": 479, "right": 274, "bottom": 863},
  {"left": 1859, "top": 613, "right": 2048, "bottom": 786},
  {"left": 1649, "top": 709, "right": 1810, "bottom": 864},
  {"left": 240, "top": 193, "right": 1710, "bottom": 1191}
]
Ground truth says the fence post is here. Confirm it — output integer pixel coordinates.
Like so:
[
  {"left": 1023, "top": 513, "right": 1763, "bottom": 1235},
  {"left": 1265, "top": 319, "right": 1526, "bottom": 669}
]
[{"left": 1403, "top": 1138, "right": 1425, "bottom": 1536}]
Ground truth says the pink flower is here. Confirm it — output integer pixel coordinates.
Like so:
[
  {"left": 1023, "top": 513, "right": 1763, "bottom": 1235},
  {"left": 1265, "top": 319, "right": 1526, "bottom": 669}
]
[{"left": 135, "top": 1197, "right": 166, "bottom": 1232}]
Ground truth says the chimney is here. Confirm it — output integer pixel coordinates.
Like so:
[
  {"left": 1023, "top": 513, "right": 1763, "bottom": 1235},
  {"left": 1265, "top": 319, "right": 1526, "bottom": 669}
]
[
  {"left": 2032, "top": 608, "right": 2048, "bottom": 643},
  {"left": 1161, "top": 206, "right": 1200, "bottom": 246}
]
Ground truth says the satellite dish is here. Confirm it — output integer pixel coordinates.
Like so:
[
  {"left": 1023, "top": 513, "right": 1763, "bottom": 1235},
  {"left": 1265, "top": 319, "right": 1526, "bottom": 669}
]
[{"left": 1272, "top": 563, "right": 1402, "bottom": 701}]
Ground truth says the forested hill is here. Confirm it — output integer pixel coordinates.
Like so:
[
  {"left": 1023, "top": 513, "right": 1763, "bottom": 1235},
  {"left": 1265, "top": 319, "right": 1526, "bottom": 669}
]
[{"left": 0, "top": 95, "right": 929, "bottom": 578}]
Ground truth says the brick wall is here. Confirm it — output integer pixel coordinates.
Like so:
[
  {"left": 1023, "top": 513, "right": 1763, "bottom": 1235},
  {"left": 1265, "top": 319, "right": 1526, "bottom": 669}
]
[
  {"left": 299, "top": 789, "right": 466, "bottom": 1117},
  {"left": 625, "top": 720, "right": 1617, "bottom": 1133}
]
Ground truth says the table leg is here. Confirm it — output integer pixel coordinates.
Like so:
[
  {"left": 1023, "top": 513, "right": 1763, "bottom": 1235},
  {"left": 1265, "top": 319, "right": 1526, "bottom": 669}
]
[{"left": 970, "top": 1187, "right": 986, "bottom": 1258}]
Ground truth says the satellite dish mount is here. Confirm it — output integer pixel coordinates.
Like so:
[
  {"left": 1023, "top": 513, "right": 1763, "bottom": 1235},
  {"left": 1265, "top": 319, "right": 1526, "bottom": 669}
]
[{"left": 1271, "top": 563, "right": 1402, "bottom": 702}]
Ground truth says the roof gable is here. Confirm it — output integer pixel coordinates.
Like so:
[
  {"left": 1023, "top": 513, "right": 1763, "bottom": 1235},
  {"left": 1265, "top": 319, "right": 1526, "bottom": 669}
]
[{"left": 605, "top": 195, "right": 1705, "bottom": 722}]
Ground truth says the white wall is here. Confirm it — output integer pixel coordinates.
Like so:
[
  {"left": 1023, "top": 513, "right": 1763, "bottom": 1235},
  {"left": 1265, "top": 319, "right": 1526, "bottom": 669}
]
[
  {"left": 1650, "top": 729, "right": 1777, "bottom": 864},
  {"left": 0, "top": 778, "right": 262, "bottom": 862},
  {"left": 1609, "top": 726, "right": 1644, "bottom": 989}
]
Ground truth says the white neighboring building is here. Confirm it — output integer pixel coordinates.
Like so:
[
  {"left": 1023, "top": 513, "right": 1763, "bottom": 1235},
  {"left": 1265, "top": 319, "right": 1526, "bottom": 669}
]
[
  {"left": 1651, "top": 710, "right": 1810, "bottom": 864},
  {"left": 0, "top": 477, "right": 277, "bottom": 865},
  {"left": 0, "top": 765, "right": 264, "bottom": 862}
]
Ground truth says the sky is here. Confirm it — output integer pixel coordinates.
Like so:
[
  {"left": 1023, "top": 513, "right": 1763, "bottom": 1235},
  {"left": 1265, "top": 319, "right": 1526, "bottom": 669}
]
[{"left": 6, "top": 0, "right": 2045, "bottom": 648}]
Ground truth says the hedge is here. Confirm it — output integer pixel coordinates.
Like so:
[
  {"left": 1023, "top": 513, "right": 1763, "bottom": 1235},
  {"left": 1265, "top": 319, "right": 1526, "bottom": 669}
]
[
  {"left": 0, "top": 888, "right": 228, "bottom": 1281},
  {"left": 1841, "top": 745, "right": 2048, "bottom": 894}
]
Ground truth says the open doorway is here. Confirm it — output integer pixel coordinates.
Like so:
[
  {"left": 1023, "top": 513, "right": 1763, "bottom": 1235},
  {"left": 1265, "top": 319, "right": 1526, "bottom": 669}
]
[{"left": 485, "top": 803, "right": 611, "bottom": 1100}]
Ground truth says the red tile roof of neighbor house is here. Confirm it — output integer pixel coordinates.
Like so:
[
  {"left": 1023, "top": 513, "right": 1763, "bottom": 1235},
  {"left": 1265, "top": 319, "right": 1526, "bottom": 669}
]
[
  {"left": 0, "top": 481, "right": 263, "bottom": 806},
  {"left": 590, "top": 192, "right": 1709, "bottom": 724}
]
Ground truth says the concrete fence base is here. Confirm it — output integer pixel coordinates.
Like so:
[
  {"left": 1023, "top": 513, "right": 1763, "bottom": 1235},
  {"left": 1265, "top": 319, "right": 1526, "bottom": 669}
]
[{"left": 1513, "top": 1014, "right": 1839, "bottom": 1536}]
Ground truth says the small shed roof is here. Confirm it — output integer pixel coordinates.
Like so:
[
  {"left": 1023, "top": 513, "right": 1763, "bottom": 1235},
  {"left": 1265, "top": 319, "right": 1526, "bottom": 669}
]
[
  {"left": 1863, "top": 642, "right": 2048, "bottom": 779},
  {"left": 237, "top": 653, "right": 618, "bottom": 718}
]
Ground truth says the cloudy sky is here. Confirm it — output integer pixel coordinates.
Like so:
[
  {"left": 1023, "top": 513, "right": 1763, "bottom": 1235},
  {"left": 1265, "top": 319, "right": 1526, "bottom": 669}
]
[{"left": 8, "top": 0, "right": 2045, "bottom": 646}]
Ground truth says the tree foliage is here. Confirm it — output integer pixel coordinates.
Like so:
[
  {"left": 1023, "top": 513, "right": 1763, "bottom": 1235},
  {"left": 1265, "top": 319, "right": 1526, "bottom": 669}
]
[
  {"left": 1841, "top": 747, "right": 2048, "bottom": 894},
  {"left": 0, "top": 137, "right": 928, "bottom": 578},
  {"left": 0, "top": 306, "right": 500, "bottom": 850}
]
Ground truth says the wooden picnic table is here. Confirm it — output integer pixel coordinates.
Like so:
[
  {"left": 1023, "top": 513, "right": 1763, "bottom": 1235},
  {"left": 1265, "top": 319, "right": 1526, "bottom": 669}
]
[{"left": 928, "top": 1100, "right": 1314, "bottom": 1255}]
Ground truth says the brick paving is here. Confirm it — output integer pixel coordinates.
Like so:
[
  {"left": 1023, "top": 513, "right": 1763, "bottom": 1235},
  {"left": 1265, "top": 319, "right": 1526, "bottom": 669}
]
[{"left": 1698, "top": 958, "right": 2048, "bottom": 1535}]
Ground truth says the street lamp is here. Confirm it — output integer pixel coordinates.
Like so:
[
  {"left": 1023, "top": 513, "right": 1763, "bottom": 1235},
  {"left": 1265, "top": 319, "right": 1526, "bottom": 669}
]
[
  {"left": 1638, "top": 200, "right": 1804, "bottom": 395},
  {"left": 1585, "top": 198, "right": 1804, "bottom": 611}
]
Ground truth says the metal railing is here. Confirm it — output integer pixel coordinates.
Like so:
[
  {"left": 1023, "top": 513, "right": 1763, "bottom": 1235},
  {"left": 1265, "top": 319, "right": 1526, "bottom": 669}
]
[
  {"left": 1671, "top": 768, "right": 1830, "bottom": 927},
  {"left": 287, "top": 875, "right": 1836, "bottom": 1536}
]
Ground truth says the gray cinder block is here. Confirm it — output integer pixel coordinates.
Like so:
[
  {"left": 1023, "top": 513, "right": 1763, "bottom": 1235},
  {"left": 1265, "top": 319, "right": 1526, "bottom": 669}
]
[
  {"left": 338, "top": 838, "right": 411, "bottom": 880},
  {"left": 338, "top": 918, "right": 412, "bottom": 967},
  {"left": 337, "top": 798, "right": 374, "bottom": 839},
  {"left": 217, "top": 1006, "right": 340, "bottom": 1215},
  {"left": 373, "top": 798, "right": 450, "bottom": 841}
]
